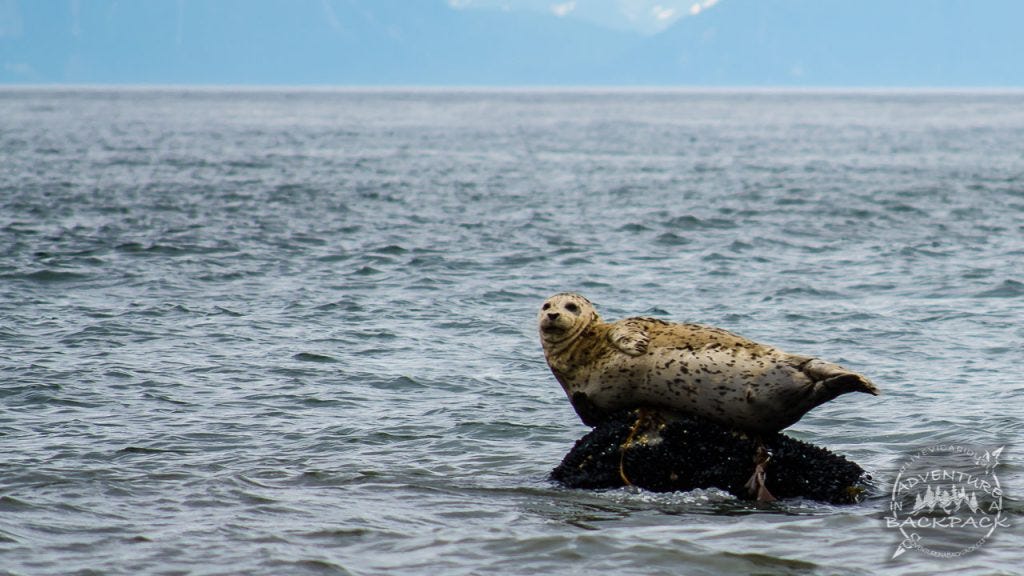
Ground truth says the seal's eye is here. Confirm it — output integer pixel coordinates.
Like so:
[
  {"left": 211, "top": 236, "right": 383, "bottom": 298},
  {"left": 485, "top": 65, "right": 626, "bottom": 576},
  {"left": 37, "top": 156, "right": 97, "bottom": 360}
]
[
  {"left": 542, "top": 303, "right": 551, "bottom": 311},
  {"left": 565, "top": 302, "right": 580, "bottom": 314}
]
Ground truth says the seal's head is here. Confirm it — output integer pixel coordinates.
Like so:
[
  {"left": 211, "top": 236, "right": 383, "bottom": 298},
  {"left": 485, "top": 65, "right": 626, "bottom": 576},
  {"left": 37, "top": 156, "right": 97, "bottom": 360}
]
[{"left": 538, "top": 292, "right": 599, "bottom": 348}]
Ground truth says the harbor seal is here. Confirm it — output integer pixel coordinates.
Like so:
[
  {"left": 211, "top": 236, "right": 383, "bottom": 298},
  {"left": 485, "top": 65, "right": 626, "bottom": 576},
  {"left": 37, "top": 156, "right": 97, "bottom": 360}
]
[{"left": 538, "top": 292, "right": 880, "bottom": 434}]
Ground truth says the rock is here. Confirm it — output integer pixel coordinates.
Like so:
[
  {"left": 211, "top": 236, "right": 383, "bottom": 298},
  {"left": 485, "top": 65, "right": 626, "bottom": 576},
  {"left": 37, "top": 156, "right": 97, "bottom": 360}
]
[{"left": 549, "top": 409, "right": 870, "bottom": 504}]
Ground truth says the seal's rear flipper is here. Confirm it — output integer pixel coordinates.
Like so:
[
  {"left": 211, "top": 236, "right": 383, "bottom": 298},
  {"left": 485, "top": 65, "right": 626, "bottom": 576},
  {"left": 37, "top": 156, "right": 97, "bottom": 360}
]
[{"left": 800, "top": 358, "right": 880, "bottom": 396}]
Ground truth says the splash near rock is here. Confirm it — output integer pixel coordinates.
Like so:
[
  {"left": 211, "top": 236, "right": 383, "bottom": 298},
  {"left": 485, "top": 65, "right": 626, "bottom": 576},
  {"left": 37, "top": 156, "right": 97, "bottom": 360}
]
[{"left": 550, "top": 409, "right": 870, "bottom": 504}]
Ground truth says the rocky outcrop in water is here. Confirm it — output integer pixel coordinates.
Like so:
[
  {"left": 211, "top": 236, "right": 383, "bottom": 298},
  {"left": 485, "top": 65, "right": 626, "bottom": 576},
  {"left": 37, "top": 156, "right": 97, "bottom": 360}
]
[{"left": 550, "top": 409, "right": 870, "bottom": 504}]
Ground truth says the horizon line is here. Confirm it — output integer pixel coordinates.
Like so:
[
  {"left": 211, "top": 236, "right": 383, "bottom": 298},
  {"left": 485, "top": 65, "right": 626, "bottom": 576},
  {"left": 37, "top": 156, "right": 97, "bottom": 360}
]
[{"left": 2, "top": 83, "right": 1024, "bottom": 94}]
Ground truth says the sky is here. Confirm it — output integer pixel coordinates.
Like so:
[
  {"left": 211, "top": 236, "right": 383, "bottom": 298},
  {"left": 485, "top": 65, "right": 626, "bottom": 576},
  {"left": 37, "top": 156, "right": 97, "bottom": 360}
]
[{"left": 1, "top": 0, "right": 1023, "bottom": 86}]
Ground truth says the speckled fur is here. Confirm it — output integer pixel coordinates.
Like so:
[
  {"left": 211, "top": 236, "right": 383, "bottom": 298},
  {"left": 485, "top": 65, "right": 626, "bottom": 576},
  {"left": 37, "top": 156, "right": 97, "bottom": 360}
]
[{"left": 538, "top": 292, "right": 880, "bottom": 433}]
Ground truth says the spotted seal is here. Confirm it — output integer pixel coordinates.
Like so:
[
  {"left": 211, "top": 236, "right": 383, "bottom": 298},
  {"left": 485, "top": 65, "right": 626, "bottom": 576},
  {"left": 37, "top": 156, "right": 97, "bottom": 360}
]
[{"left": 538, "top": 292, "right": 880, "bottom": 433}]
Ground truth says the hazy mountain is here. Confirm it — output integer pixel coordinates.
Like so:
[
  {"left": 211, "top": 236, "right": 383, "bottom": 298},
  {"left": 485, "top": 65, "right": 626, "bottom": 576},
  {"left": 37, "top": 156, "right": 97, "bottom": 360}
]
[
  {"left": 1, "top": 0, "right": 1021, "bottom": 86},
  {"left": 623, "top": 0, "right": 1024, "bottom": 86}
]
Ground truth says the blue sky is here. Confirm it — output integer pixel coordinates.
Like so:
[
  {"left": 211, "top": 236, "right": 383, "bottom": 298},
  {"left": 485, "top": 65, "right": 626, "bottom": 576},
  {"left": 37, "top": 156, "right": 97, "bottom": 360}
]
[{"left": 1, "top": 0, "right": 1022, "bottom": 86}]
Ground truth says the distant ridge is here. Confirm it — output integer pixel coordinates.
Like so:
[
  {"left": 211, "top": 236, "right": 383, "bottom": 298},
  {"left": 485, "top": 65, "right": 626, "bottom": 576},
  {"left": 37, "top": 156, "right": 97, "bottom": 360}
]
[{"left": 2, "top": 0, "right": 1023, "bottom": 86}]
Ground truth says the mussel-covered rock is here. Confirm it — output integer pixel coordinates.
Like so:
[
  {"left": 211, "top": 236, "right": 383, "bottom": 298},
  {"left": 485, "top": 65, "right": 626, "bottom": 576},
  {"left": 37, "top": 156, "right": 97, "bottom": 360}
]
[{"left": 550, "top": 409, "right": 870, "bottom": 504}]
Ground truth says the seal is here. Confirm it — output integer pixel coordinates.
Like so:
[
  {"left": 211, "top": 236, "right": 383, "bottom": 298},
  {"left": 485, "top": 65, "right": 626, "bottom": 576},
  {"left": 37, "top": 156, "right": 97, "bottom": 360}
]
[
  {"left": 538, "top": 292, "right": 880, "bottom": 500},
  {"left": 538, "top": 292, "right": 880, "bottom": 433}
]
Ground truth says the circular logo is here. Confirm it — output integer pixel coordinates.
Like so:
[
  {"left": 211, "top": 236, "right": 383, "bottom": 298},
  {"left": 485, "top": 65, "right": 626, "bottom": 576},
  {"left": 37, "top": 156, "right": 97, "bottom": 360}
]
[{"left": 886, "top": 444, "right": 1008, "bottom": 559}]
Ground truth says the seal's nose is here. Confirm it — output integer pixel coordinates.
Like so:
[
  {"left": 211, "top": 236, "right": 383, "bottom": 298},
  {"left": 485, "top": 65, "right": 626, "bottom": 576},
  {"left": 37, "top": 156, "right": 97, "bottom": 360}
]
[{"left": 547, "top": 312, "right": 560, "bottom": 321}]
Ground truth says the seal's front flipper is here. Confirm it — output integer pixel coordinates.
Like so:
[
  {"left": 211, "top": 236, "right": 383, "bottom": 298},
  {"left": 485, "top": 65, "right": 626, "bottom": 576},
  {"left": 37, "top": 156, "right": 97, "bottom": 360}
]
[
  {"left": 570, "top": 392, "right": 607, "bottom": 427},
  {"left": 608, "top": 320, "right": 650, "bottom": 356}
]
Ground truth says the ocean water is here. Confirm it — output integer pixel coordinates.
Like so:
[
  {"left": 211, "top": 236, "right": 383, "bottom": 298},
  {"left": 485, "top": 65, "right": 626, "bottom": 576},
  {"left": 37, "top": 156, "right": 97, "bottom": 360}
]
[{"left": 1, "top": 88, "right": 1022, "bottom": 575}]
